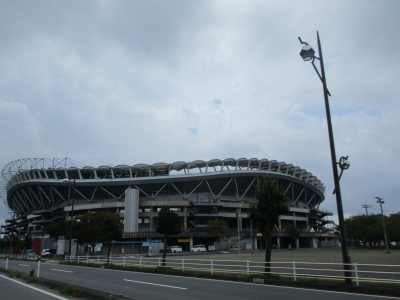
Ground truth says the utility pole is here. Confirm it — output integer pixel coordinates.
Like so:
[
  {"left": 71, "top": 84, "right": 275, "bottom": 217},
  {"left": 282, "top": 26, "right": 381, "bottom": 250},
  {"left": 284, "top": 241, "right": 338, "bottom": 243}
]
[
  {"left": 362, "top": 202, "right": 371, "bottom": 215},
  {"left": 362, "top": 202, "right": 372, "bottom": 248}
]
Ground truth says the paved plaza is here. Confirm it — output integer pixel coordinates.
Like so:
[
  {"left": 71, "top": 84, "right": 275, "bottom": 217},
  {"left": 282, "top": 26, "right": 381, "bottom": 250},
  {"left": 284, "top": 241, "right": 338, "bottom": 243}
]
[{"left": 204, "top": 248, "right": 400, "bottom": 265}]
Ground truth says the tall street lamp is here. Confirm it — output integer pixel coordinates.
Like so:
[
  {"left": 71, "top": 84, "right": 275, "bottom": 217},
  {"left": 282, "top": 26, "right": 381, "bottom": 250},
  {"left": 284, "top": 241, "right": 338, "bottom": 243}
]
[
  {"left": 63, "top": 177, "right": 76, "bottom": 256},
  {"left": 375, "top": 197, "right": 390, "bottom": 254},
  {"left": 298, "top": 32, "right": 352, "bottom": 285}
]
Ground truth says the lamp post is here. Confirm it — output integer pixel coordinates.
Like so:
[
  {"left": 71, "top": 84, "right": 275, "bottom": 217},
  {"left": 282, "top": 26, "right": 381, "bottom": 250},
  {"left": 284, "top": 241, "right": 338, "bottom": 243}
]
[
  {"left": 298, "top": 32, "right": 352, "bottom": 284},
  {"left": 63, "top": 177, "right": 76, "bottom": 256},
  {"left": 375, "top": 197, "right": 390, "bottom": 254}
]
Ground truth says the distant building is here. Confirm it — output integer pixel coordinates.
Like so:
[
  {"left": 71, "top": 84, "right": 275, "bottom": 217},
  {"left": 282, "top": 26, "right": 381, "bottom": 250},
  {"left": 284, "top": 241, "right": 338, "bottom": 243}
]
[{"left": 0, "top": 157, "right": 337, "bottom": 252}]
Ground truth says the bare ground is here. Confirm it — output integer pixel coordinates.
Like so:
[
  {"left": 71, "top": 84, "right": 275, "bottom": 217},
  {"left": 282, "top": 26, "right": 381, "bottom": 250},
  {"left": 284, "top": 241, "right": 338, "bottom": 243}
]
[{"left": 205, "top": 248, "right": 400, "bottom": 265}]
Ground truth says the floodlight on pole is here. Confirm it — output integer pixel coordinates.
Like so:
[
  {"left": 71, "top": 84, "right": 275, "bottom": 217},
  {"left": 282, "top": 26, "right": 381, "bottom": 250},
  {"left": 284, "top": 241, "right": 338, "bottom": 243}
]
[
  {"left": 298, "top": 32, "right": 352, "bottom": 285},
  {"left": 375, "top": 197, "right": 390, "bottom": 254}
]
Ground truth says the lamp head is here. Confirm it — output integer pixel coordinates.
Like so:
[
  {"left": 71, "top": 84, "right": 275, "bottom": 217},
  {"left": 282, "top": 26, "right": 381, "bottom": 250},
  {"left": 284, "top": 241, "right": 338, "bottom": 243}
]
[
  {"left": 339, "top": 156, "right": 350, "bottom": 170},
  {"left": 299, "top": 44, "right": 315, "bottom": 61}
]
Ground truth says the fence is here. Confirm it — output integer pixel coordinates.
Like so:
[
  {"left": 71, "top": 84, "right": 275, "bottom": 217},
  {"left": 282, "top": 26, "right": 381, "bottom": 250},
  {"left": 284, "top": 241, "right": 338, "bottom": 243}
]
[
  {"left": 65, "top": 255, "right": 400, "bottom": 286},
  {"left": 0, "top": 253, "right": 39, "bottom": 260}
]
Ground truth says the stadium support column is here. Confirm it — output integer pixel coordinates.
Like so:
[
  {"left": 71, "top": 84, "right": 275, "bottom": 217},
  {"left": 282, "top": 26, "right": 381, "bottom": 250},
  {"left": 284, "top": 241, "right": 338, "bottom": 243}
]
[
  {"left": 124, "top": 187, "right": 139, "bottom": 233},
  {"left": 184, "top": 207, "right": 187, "bottom": 232},
  {"left": 277, "top": 218, "right": 282, "bottom": 249},
  {"left": 150, "top": 206, "right": 154, "bottom": 231}
]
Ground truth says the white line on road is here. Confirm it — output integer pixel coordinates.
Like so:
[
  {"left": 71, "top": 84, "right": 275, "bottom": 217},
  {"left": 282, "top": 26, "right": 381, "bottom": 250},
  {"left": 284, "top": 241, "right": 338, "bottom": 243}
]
[
  {"left": 19, "top": 264, "right": 30, "bottom": 267},
  {"left": 123, "top": 279, "right": 187, "bottom": 290},
  {"left": 0, "top": 275, "right": 70, "bottom": 299},
  {"left": 51, "top": 269, "right": 73, "bottom": 273}
]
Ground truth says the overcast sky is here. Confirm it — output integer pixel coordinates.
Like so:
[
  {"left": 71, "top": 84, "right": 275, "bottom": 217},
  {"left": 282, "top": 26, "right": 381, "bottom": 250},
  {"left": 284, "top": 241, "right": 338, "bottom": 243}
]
[{"left": 1, "top": 0, "right": 400, "bottom": 229}]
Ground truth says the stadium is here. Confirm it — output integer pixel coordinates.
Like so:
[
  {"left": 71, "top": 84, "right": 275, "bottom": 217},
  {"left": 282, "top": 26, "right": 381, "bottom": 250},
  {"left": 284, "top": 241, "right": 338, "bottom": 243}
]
[{"left": 0, "top": 157, "right": 337, "bottom": 254}]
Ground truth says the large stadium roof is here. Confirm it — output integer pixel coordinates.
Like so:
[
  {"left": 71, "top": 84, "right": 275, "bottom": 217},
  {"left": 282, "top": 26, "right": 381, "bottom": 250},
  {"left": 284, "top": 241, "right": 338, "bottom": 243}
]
[{"left": 1, "top": 157, "right": 325, "bottom": 208}]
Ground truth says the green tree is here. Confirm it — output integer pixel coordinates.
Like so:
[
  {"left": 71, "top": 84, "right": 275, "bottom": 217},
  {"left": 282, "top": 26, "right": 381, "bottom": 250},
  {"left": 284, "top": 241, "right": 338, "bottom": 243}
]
[
  {"left": 345, "top": 214, "right": 384, "bottom": 248},
  {"left": 387, "top": 212, "right": 400, "bottom": 246},
  {"left": 368, "top": 214, "right": 385, "bottom": 247},
  {"left": 44, "top": 220, "right": 71, "bottom": 239},
  {"left": 74, "top": 212, "right": 122, "bottom": 255},
  {"left": 156, "top": 206, "right": 181, "bottom": 264},
  {"left": 286, "top": 224, "right": 300, "bottom": 248},
  {"left": 9, "top": 234, "right": 19, "bottom": 255},
  {"left": 21, "top": 234, "right": 33, "bottom": 253},
  {"left": 206, "top": 219, "right": 227, "bottom": 250},
  {"left": 100, "top": 214, "right": 123, "bottom": 258},
  {"left": 250, "top": 177, "right": 290, "bottom": 273},
  {"left": 0, "top": 239, "right": 7, "bottom": 253}
]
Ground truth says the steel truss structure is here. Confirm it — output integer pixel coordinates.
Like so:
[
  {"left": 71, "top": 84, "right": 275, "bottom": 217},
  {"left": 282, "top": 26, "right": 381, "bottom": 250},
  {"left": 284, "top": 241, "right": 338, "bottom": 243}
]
[{"left": 1, "top": 157, "right": 333, "bottom": 240}]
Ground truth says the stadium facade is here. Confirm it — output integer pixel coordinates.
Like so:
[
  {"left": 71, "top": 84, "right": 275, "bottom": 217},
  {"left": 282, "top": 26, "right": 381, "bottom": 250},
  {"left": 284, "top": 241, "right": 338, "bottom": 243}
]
[{"left": 1, "top": 157, "right": 337, "bottom": 253}]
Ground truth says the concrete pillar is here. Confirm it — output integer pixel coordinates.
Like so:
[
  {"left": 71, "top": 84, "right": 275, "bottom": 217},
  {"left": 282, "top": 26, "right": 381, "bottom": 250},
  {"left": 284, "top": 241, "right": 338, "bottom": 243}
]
[
  {"left": 124, "top": 187, "right": 139, "bottom": 233},
  {"left": 184, "top": 206, "right": 187, "bottom": 232},
  {"left": 150, "top": 206, "right": 153, "bottom": 231}
]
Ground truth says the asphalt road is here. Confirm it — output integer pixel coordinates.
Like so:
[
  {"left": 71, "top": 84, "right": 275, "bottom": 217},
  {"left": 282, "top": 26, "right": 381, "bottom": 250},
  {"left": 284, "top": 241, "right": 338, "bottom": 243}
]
[
  {"left": 0, "top": 273, "right": 70, "bottom": 300},
  {"left": 1, "top": 259, "right": 398, "bottom": 300}
]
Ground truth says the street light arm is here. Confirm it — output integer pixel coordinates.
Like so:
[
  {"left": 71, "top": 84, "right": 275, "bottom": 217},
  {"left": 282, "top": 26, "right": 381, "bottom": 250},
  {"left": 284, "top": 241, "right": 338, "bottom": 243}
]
[
  {"left": 298, "top": 36, "right": 331, "bottom": 96},
  {"left": 298, "top": 37, "right": 308, "bottom": 45},
  {"left": 311, "top": 60, "right": 331, "bottom": 96}
]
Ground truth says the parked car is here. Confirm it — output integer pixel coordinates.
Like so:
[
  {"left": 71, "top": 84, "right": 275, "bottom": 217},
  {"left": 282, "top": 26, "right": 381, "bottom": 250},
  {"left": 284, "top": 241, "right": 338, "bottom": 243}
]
[
  {"left": 191, "top": 244, "right": 206, "bottom": 252},
  {"left": 26, "top": 250, "right": 36, "bottom": 258},
  {"left": 170, "top": 246, "right": 182, "bottom": 253},
  {"left": 230, "top": 246, "right": 240, "bottom": 251},
  {"left": 41, "top": 248, "right": 57, "bottom": 257},
  {"left": 208, "top": 245, "right": 215, "bottom": 251},
  {"left": 159, "top": 247, "right": 172, "bottom": 253}
]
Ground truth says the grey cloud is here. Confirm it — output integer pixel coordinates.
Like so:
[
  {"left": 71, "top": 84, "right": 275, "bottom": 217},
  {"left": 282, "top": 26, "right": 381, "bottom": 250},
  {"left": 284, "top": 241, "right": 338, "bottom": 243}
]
[{"left": 1, "top": 0, "right": 400, "bottom": 225}]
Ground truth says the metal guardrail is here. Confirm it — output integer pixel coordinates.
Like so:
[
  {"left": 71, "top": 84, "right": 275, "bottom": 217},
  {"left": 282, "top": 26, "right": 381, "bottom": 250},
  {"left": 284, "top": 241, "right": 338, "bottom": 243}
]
[
  {"left": 0, "top": 253, "right": 40, "bottom": 260},
  {"left": 65, "top": 255, "right": 400, "bottom": 286},
  {"left": 122, "top": 229, "right": 336, "bottom": 238}
]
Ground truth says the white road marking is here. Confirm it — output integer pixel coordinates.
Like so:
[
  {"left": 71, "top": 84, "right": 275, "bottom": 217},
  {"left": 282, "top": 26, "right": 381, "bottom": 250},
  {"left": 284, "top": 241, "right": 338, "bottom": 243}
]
[
  {"left": 51, "top": 269, "right": 73, "bottom": 273},
  {"left": 0, "top": 274, "right": 69, "bottom": 299},
  {"left": 123, "top": 279, "right": 187, "bottom": 290},
  {"left": 19, "top": 264, "right": 30, "bottom": 267}
]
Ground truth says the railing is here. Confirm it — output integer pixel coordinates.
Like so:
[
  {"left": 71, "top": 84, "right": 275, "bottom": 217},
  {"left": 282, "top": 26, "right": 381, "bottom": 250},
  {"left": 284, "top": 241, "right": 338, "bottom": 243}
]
[
  {"left": 65, "top": 255, "right": 400, "bottom": 286},
  {"left": 122, "top": 229, "right": 336, "bottom": 238},
  {"left": 0, "top": 253, "right": 39, "bottom": 260}
]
